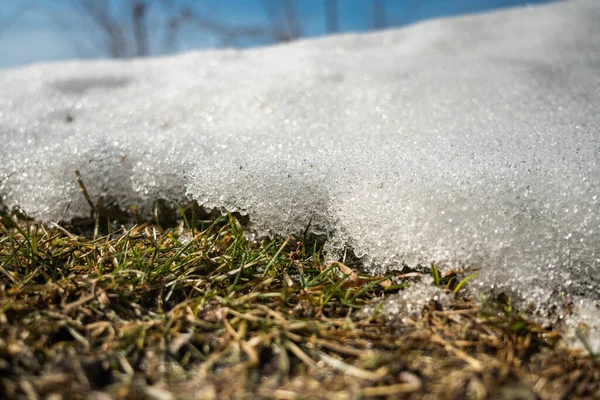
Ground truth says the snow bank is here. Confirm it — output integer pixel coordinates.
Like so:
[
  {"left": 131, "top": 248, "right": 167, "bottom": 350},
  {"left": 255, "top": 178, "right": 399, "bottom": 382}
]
[{"left": 1, "top": 1, "right": 599, "bottom": 345}]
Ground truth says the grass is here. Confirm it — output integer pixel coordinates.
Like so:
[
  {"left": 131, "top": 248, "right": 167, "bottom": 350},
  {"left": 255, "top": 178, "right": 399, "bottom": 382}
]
[{"left": 0, "top": 209, "right": 599, "bottom": 400}]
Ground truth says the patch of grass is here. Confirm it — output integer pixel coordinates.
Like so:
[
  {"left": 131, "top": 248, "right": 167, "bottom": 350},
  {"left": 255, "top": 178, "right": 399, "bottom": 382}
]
[{"left": 0, "top": 210, "right": 599, "bottom": 399}]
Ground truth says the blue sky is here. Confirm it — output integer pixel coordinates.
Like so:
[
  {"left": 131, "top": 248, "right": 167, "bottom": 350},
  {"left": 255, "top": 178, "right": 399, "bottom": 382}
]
[{"left": 0, "top": 0, "right": 553, "bottom": 69}]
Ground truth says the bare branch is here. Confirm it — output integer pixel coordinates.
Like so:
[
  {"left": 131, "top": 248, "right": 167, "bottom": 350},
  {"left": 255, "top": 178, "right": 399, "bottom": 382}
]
[
  {"left": 265, "top": 0, "right": 302, "bottom": 43},
  {"left": 372, "top": 0, "right": 386, "bottom": 29},
  {"left": 324, "top": 0, "right": 339, "bottom": 33},
  {"left": 130, "top": 0, "right": 149, "bottom": 56},
  {"left": 265, "top": 1, "right": 285, "bottom": 41},
  {"left": 163, "top": 2, "right": 269, "bottom": 47},
  {"left": 53, "top": 0, "right": 289, "bottom": 59},
  {"left": 283, "top": 0, "right": 301, "bottom": 39},
  {"left": 78, "top": 0, "right": 129, "bottom": 57}
]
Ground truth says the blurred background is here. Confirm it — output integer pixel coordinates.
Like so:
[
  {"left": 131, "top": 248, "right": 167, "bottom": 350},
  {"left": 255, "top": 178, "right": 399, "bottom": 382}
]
[{"left": 1, "top": 0, "right": 552, "bottom": 69}]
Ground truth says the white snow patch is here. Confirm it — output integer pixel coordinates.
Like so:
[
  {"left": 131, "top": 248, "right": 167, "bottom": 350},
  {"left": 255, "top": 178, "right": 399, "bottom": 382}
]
[
  {"left": 359, "top": 278, "right": 453, "bottom": 323},
  {"left": 1, "top": 0, "right": 599, "bottom": 349}
]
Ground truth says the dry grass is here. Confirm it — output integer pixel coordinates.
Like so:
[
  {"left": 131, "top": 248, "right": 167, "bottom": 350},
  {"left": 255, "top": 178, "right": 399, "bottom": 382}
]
[{"left": 0, "top": 210, "right": 599, "bottom": 400}]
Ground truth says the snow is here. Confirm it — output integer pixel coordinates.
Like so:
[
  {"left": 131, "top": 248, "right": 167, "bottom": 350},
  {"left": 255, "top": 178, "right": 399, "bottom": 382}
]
[
  {"left": 1, "top": 1, "right": 599, "bottom": 348},
  {"left": 359, "top": 278, "right": 453, "bottom": 324}
]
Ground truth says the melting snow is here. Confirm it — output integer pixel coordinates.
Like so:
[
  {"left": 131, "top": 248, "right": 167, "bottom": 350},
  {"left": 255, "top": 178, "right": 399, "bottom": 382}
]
[{"left": 1, "top": 0, "right": 599, "bottom": 348}]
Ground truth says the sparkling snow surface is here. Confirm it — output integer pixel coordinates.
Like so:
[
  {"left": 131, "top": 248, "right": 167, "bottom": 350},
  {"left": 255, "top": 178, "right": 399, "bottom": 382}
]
[{"left": 1, "top": 1, "right": 599, "bottom": 346}]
